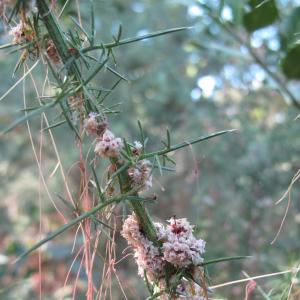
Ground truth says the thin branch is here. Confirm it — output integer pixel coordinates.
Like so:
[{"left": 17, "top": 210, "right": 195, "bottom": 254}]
[
  {"left": 82, "top": 27, "right": 191, "bottom": 53},
  {"left": 209, "top": 269, "right": 295, "bottom": 290},
  {"left": 200, "top": 4, "right": 300, "bottom": 110},
  {"left": 141, "top": 129, "right": 236, "bottom": 159},
  {"left": 0, "top": 59, "right": 40, "bottom": 103}
]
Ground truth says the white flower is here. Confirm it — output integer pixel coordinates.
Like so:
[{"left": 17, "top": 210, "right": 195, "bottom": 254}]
[
  {"left": 94, "top": 129, "right": 123, "bottom": 157},
  {"left": 133, "top": 141, "right": 142, "bottom": 149},
  {"left": 134, "top": 239, "right": 164, "bottom": 281},
  {"left": 132, "top": 141, "right": 143, "bottom": 155}
]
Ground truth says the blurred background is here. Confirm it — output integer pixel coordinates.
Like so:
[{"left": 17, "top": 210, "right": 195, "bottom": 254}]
[{"left": 0, "top": 0, "right": 300, "bottom": 299}]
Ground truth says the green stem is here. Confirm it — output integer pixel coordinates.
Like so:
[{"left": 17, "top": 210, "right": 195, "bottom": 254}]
[
  {"left": 140, "top": 129, "right": 235, "bottom": 160},
  {"left": 36, "top": 0, "right": 80, "bottom": 76},
  {"left": 82, "top": 27, "right": 190, "bottom": 53},
  {"left": 112, "top": 158, "right": 158, "bottom": 244},
  {"left": 37, "top": 0, "right": 158, "bottom": 246},
  {"left": 36, "top": 0, "right": 93, "bottom": 112},
  {"left": 200, "top": 255, "right": 250, "bottom": 266},
  {"left": 112, "top": 130, "right": 236, "bottom": 243},
  {"left": 130, "top": 201, "right": 158, "bottom": 243}
]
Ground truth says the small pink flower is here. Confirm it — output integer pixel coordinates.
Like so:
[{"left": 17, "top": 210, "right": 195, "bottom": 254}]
[
  {"left": 94, "top": 130, "right": 123, "bottom": 157},
  {"left": 162, "top": 217, "right": 205, "bottom": 267},
  {"left": 121, "top": 214, "right": 165, "bottom": 282},
  {"left": 128, "top": 159, "right": 152, "bottom": 189},
  {"left": 84, "top": 113, "right": 98, "bottom": 135},
  {"left": 9, "top": 22, "right": 34, "bottom": 44},
  {"left": 84, "top": 112, "right": 107, "bottom": 136}
]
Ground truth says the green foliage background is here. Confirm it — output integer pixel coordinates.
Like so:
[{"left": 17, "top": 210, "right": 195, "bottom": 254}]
[{"left": 0, "top": 0, "right": 300, "bottom": 299}]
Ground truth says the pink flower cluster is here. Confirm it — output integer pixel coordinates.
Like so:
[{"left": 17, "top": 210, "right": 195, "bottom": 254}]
[
  {"left": 121, "top": 214, "right": 206, "bottom": 284},
  {"left": 83, "top": 112, "right": 107, "bottom": 136},
  {"left": 9, "top": 22, "right": 34, "bottom": 44},
  {"left": 159, "top": 217, "right": 206, "bottom": 267},
  {"left": 94, "top": 129, "right": 123, "bottom": 158},
  {"left": 128, "top": 159, "right": 152, "bottom": 189},
  {"left": 10, "top": 23, "right": 25, "bottom": 44},
  {"left": 121, "top": 214, "right": 165, "bottom": 281}
]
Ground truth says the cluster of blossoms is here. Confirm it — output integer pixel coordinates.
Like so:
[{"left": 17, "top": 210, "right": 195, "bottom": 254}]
[
  {"left": 83, "top": 112, "right": 107, "bottom": 137},
  {"left": 9, "top": 21, "right": 35, "bottom": 45},
  {"left": 121, "top": 214, "right": 164, "bottom": 281},
  {"left": 128, "top": 158, "right": 152, "bottom": 189},
  {"left": 84, "top": 112, "right": 204, "bottom": 296},
  {"left": 121, "top": 214, "right": 206, "bottom": 298},
  {"left": 160, "top": 217, "right": 205, "bottom": 267},
  {"left": 94, "top": 129, "right": 123, "bottom": 158},
  {"left": 83, "top": 113, "right": 123, "bottom": 158},
  {"left": 84, "top": 113, "right": 152, "bottom": 187}
]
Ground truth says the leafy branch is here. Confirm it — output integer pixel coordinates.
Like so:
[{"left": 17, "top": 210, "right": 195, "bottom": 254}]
[{"left": 17, "top": 127, "right": 235, "bottom": 262}]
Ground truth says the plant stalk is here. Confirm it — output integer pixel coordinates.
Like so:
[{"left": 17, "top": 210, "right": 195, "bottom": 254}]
[
  {"left": 36, "top": 0, "right": 94, "bottom": 112},
  {"left": 36, "top": 0, "right": 81, "bottom": 77},
  {"left": 37, "top": 0, "right": 159, "bottom": 244},
  {"left": 112, "top": 158, "right": 159, "bottom": 244}
]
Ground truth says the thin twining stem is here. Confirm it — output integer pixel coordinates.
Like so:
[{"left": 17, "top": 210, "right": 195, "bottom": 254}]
[
  {"left": 16, "top": 185, "right": 142, "bottom": 262},
  {"left": 210, "top": 268, "right": 296, "bottom": 290}
]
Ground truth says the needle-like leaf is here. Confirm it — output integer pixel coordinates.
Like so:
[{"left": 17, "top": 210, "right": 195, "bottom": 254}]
[
  {"left": 83, "top": 27, "right": 191, "bottom": 53},
  {"left": 200, "top": 256, "right": 251, "bottom": 266},
  {"left": 140, "top": 129, "right": 237, "bottom": 159},
  {"left": 16, "top": 186, "right": 141, "bottom": 262}
]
